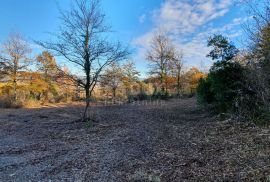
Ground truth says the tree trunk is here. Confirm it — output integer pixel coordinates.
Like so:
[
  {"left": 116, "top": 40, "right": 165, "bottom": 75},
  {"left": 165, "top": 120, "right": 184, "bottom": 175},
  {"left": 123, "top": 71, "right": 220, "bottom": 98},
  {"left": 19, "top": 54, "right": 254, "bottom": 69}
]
[
  {"left": 82, "top": 86, "right": 91, "bottom": 121},
  {"left": 112, "top": 88, "right": 116, "bottom": 104},
  {"left": 44, "top": 90, "right": 49, "bottom": 102},
  {"left": 126, "top": 88, "right": 132, "bottom": 103},
  {"left": 113, "top": 88, "right": 116, "bottom": 98},
  {"left": 165, "top": 75, "right": 168, "bottom": 93},
  {"left": 160, "top": 72, "right": 165, "bottom": 92},
  {"left": 13, "top": 78, "right": 17, "bottom": 101},
  {"left": 82, "top": 29, "right": 91, "bottom": 121},
  {"left": 177, "top": 72, "right": 181, "bottom": 97}
]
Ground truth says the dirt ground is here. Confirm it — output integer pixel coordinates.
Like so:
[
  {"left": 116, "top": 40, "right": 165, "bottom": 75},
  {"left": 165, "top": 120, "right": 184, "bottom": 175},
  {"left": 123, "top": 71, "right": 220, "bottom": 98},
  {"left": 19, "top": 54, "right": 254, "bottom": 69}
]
[{"left": 0, "top": 98, "right": 269, "bottom": 182}]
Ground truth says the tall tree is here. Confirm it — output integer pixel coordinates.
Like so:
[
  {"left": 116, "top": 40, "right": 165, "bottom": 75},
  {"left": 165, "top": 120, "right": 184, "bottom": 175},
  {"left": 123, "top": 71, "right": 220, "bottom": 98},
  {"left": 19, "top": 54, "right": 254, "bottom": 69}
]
[
  {"left": 207, "top": 34, "right": 239, "bottom": 62},
  {"left": 0, "top": 33, "right": 32, "bottom": 101},
  {"left": 197, "top": 34, "right": 243, "bottom": 112},
  {"left": 146, "top": 33, "right": 174, "bottom": 93},
  {"left": 38, "top": 0, "right": 129, "bottom": 120}
]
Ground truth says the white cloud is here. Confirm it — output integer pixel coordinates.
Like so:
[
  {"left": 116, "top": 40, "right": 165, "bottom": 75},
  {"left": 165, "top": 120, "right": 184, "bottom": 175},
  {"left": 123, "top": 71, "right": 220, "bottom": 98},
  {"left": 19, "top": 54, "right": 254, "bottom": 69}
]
[
  {"left": 133, "top": 0, "right": 247, "bottom": 71},
  {"left": 139, "top": 14, "right": 146, "bottom": 23},
  {"left": 151, "top": 0, "right": 233, "bottom": 35}
]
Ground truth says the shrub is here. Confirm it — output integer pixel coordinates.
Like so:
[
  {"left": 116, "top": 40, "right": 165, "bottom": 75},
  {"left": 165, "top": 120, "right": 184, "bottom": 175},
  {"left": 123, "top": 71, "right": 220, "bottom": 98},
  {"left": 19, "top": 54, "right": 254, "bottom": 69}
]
[
  {"left": 135, "top": 91, "right": 148, "bottom": 101},
  {"left": 152, "top": 90, "right": 170, "bottom": 100},
  {"left": 197, "top": 61, "right": 244, "bottom": 113},
  {"left": 53, "top": 95, "right": 66, "bottom": 103},
  {"left": 0, "top": 96, "right": 23, "bottom": 108},
  {"left": 235, "top": 67, "right": 270, "bottom": 125},
  {"left": 196, "top": 77, "right": 213, "bottom": 106}
]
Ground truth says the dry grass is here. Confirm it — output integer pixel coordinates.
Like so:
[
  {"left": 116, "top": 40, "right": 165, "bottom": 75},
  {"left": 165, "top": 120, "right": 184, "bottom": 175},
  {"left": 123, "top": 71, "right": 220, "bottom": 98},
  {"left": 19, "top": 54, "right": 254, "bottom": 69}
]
[{"left": 0, "top": 98, "right": 269, "bottom": 181}]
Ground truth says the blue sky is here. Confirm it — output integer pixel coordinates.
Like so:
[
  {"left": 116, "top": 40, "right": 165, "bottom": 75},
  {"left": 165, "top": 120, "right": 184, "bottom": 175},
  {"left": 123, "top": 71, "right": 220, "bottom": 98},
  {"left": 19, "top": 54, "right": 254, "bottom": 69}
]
[{"left": 0, "top": 0, "right": 250, "bottom": 76}]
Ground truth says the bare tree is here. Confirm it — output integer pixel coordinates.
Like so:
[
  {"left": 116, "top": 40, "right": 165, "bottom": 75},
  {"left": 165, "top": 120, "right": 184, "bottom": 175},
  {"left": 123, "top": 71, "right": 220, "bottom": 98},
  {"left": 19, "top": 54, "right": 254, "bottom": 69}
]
[
  {"left": 0, "top": 33, "right": 32, "bottom": 101},
  {"left": 37, "top": 0, "right": 129, "bottom": 120},
  {"left": 146, "top": 33, "right": 174, "bottom": 93}
]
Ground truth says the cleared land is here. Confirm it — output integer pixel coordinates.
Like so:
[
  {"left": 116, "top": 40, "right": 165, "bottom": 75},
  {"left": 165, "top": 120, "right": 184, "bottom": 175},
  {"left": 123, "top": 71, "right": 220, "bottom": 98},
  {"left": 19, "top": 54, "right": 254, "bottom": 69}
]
[{"left": 0, "top": 98, "right": 269, "bottom": 181}]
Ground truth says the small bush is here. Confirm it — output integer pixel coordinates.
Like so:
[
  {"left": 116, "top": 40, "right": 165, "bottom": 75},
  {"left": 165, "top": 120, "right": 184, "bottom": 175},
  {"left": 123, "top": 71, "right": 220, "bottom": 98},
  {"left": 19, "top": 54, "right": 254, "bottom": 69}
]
[
  {"left": 237, "top": 96, "right": 270, "bottom": 125},
  {"left": 196, "top": 78, "right": 213, "bottom": 105},
  {"left": 152, "top": 90, "right": 170, "bottom": 100},
  {"left": 135, "top": 90, "right": 148, "bottom": 101},
  {"left": 53, "top": 95, "right": 67, "bottom": 103},
  {"left": 0, "top": 97, "right": 23, "bottom": 108}
]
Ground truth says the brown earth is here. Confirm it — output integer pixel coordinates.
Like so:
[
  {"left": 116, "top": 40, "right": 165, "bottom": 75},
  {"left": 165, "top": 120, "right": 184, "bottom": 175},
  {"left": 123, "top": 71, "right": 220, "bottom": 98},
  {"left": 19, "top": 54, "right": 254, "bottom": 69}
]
[{"left": 0, "top": 98, "right": 269, "bottom": 182}]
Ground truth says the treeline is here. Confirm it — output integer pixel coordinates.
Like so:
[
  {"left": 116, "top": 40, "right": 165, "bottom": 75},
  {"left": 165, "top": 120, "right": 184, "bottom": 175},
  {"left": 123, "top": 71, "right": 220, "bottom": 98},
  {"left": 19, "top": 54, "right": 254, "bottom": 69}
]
[
  {"left": 197, "top": 1, "right": 270, "bottom": 125},
  {"left": 99, "top": 61, "right": 204, "bottom": 101},
  {"left": 2, "top": 0, "right": 268, "bottom": 126},
  {"left": 0, "top": 33, "right": 204, "bottom": 108},
  {"left": 0, "top": 0, "right": 206, "bottom": 111},
  {"left": 0, "top": 37, "right": 78, "bottom": 108}
]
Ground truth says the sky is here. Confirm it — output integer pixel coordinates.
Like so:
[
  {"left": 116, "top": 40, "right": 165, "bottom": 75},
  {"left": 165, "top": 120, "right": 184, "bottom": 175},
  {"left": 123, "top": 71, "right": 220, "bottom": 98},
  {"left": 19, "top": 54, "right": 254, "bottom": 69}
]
[{"left": 0, "top": 0, "right": 251, "bottom": 76}]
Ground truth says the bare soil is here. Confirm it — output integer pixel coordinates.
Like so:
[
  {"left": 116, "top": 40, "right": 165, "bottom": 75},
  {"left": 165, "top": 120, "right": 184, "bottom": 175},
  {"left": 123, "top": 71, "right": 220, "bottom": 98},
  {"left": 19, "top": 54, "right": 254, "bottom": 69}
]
[{"left": 0, "top": 98, "right": 269, "bottom": 181}]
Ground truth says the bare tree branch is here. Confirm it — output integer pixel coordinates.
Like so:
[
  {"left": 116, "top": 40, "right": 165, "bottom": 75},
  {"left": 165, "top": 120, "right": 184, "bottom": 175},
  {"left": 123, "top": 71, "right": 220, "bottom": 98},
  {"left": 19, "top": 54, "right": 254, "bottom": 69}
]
[{"left": 37, "top": 0, "right": 129, "bottom": 121}]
